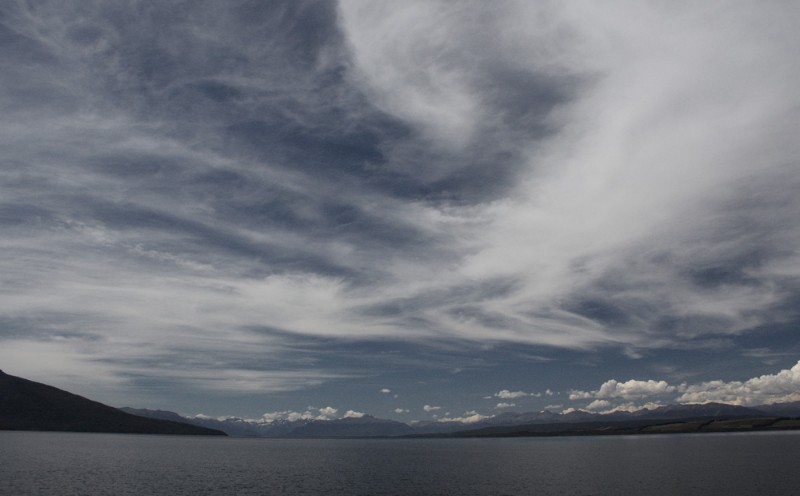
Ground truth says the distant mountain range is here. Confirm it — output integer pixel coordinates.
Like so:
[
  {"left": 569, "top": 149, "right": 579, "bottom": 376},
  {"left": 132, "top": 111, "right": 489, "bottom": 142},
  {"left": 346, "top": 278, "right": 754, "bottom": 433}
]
[
  {"left": 0, "top": 370, "right": 225, "bottom": 436},
  {"left": 3, "top": 369, "right": 799, "bottom": 438},
  {"left": 124, "top": 400, "right": 800, "bottom": 438},
  {"left": 120, "top": 407, "right": 415, "bottom": 438}
]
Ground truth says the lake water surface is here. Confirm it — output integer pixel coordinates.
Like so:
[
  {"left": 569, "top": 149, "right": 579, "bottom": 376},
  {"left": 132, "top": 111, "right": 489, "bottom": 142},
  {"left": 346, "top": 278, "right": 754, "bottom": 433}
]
[{"left": 2, "top": 430, "right": 799, "bottom": 495}]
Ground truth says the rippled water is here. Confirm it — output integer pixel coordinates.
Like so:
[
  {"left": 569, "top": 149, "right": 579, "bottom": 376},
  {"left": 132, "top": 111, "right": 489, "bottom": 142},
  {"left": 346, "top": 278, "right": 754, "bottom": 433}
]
[{"left": 2, "top": 430, "right": 799, "bottom": 495}]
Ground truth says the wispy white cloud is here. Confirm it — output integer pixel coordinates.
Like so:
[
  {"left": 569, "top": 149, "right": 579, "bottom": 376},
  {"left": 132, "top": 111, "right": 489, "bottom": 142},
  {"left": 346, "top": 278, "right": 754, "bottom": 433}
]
[
  {"left": 423, "top": 404, "right": 442, "bottom": 412},
  {"left": 495, "top": 402, "right": 516, "bottom": 409},
  {"left": 0, "top": 1, "right": 798, "bottom": 415},
  {"left": 337, "top": 0, "right": 800, "bottom": 352}
]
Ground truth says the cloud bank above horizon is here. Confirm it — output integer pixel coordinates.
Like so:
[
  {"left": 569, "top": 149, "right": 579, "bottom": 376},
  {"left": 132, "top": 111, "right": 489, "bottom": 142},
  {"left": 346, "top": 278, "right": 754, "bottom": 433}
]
[
  {"left": 0, "top": 1, "right": 798, "bottom": 416},
  {"left": 187, "top": 359, "right": 800, "bottom": 422}
]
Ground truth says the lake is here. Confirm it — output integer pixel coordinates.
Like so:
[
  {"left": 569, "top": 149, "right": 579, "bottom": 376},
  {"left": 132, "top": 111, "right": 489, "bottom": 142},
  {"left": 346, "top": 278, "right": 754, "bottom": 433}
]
[{"left": 2, "top": 430, "right": 799, "bottom": 495}]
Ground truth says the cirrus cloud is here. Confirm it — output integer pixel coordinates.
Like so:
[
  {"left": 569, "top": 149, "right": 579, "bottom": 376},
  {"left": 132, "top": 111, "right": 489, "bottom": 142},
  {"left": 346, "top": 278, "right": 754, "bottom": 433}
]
[{"left": 0, "top": 0, "right": 798, "bottom": 418}]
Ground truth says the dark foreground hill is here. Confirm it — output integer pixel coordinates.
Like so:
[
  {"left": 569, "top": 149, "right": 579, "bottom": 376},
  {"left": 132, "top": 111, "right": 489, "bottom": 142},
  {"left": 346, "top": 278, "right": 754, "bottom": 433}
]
[{"left": 0, "top": 370, "right": 225, "bottom": 436}]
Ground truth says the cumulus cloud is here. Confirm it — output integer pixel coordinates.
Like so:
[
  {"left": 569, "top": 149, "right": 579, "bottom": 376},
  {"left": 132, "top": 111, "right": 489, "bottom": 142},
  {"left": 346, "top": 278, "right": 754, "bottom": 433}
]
[
  {"left": 584, "top": 400, "right": 610, "bottom": 411},
  {"left": 261, "top": 410, "right": 315, "bottom": 423},
  {"left": 317, "top": 406, "right": 338, "bottom": 418},
  {"left": 677, "top": 361, "right": 800, "bottom": 406},
  {"left": 604, "top": 402, "right": 665, "bottom": 414},
  {"left": 423, "top": 404, "right": 442, "bottom": 412},
  {"left": 344, "top": 410, "right": 365, "bottom": 418},
  {"left": 394, "top": 408, "right": 409, "bottom": 414},
  {"left": 437, "top": 411, "right": 492, "bottom": 424},
  {"left": 495, "top": 402, "right": 516, "bottom": 409},
  {"left": 380, "top": 388, "right": 391, "bottom": 394},
  {"left": 571, "top": 379, "right": 677, "bottom": 401},
  {"left": 568, "top": 390, "right": 593, "bottom": 401},
  {"left": 569, "top": 361, "right": 800, "bottom": 410},
  {"left": 564, "top": 401, "right": 666, "bottom": 415},
  {"left": 258, "top": 406, "right": 341, "bottom": 423},
  {"left": 494, "top": 389, "right": 530, "bottom": 399}
]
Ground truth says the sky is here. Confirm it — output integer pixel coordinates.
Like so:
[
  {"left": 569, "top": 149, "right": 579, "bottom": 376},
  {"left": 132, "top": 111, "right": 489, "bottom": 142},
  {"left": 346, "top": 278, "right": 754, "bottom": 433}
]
[{"left": 1, "top": 1, "right": 799, "bottom": 423}]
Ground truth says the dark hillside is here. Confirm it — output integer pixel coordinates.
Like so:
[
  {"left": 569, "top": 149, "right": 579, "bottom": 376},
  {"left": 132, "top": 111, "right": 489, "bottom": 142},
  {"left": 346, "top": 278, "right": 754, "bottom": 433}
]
[{"left": 0, "top": 370, "right": 225, "bottom": 436}]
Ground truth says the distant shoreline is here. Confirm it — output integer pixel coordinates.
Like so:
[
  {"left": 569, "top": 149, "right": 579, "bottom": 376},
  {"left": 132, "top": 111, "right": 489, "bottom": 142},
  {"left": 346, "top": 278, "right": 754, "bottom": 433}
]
[{"left": 406, "top": 416, "right": 800, "bottom": 439}]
